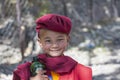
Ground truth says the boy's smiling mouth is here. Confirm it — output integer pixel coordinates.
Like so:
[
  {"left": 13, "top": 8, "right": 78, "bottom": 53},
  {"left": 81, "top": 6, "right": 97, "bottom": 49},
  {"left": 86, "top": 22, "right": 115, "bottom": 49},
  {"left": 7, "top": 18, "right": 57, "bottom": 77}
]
[{"left": 50, "top": 48, "right": 61, "bottom": 51}]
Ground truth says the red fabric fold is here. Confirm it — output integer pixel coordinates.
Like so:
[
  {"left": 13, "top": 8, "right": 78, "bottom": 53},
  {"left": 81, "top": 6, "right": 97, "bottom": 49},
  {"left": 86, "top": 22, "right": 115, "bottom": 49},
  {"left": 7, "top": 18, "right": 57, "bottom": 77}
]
[{"left": 37, "top": 54, "right": 77, "bottom": 74}]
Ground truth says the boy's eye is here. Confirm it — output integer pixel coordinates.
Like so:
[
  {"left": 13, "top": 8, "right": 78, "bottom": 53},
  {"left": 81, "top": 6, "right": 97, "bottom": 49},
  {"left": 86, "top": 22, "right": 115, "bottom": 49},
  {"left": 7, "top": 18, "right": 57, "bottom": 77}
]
[
  {"left": 57, "top": 39, "right": 64, "bottom": 41},
  {"left": 45, "top": 40, "right": 51, "bottom": 43}
]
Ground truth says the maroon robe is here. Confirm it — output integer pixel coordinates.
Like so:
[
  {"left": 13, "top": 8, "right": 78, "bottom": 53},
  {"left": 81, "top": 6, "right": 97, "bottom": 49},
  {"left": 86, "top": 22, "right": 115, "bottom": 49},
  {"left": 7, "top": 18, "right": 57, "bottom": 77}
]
[{"left": 13, "top": 54, "right": 92, "bottom": 80}]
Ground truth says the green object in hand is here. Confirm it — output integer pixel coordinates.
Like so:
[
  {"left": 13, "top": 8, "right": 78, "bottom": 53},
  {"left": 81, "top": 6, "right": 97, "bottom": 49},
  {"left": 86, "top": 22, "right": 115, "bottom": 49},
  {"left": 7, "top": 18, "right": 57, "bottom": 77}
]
[{"left": 30, "top": 57, "right": 45, "bottom": 76}]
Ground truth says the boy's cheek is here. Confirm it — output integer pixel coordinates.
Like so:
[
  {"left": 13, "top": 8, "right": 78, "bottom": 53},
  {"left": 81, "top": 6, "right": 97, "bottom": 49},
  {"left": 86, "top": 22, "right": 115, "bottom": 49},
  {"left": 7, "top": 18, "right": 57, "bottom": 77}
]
[
  {"left": 43, "top": 45, "right": 50, "bottom": 50},
  {"left": 60, "top": 42, "right": 68, "bottom": 47}
]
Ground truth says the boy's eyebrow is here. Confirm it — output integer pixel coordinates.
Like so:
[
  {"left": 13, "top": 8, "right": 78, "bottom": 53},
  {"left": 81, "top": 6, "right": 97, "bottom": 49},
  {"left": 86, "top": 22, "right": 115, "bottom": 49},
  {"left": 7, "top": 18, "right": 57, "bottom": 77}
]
[
  {"left": 57, "top": 35, "right": 65, "bottom": 38},
  {"left": 43, "top": 35, "right": 65, "bottom": 39},
  {"left": 44, "top": 37, "right": 50, "bottom": 39}
]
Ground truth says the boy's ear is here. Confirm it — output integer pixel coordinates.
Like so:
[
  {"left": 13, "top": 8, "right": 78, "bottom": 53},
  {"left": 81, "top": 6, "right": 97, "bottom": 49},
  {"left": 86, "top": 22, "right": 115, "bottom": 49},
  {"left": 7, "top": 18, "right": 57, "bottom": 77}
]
[
  {"left": 37, "top": 38, "right": 42, "bottom": 47},
  {"left": 37, "top": 38, "right": 40, "bottom": 42},
  {"left": 67, "top": 36, "right": 70, "bottom": 42}
]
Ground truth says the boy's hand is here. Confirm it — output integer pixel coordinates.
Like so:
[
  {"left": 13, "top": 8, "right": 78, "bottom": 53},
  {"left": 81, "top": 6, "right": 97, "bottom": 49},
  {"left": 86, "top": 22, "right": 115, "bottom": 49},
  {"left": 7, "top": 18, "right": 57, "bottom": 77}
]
[{"left": 30, "top": 70, "right": 49, "bottom": 80}]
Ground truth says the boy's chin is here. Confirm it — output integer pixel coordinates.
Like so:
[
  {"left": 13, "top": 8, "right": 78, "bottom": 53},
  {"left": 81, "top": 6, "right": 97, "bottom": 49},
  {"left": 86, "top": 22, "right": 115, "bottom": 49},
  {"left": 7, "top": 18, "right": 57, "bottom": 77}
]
[{"left": 46, "top": 54, "right": 63, "bottom": 57}]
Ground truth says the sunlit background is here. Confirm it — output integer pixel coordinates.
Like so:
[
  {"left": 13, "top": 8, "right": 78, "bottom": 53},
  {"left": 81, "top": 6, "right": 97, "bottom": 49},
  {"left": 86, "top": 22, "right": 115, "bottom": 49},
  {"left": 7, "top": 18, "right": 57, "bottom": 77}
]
[{"left": 0, "top": 0, "right": 120, "bottom": 80}]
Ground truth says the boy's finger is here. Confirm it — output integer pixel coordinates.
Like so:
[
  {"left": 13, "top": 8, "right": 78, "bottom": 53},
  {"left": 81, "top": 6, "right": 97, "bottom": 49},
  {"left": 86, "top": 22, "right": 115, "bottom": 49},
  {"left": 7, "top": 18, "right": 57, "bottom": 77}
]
[
  {"left": 42, "top": 70, "right": 47, "bottom": 74},
  {"left": 42, "top": 75, "right": 48, "bottom": 78},
  {"left": 42, "top": 75, "right": 49, "bottom": 80},
  {"left": 37, "top": 70, "right": 46, "bottom": 75}
]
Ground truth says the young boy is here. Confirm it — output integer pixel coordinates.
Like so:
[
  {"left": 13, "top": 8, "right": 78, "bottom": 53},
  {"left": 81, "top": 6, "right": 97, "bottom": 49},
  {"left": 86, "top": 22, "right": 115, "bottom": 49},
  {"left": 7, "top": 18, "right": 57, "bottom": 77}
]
[{"left": 13, "top": 14, "right": 92, "bottom": 80}]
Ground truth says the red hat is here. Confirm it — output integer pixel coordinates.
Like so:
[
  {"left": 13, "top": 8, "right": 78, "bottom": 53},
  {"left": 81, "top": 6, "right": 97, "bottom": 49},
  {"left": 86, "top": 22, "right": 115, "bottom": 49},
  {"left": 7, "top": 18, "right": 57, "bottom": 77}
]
[{"left": 36, "top": 14, "right": 72, "bottom": 35}]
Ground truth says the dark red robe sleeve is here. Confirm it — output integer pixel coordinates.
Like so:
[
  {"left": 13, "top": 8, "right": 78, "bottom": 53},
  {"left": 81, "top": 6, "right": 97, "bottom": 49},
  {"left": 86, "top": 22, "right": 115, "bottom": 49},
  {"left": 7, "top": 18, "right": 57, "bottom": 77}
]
[{"left": 12, "top": 62, "right": 31, "bottom": 80}]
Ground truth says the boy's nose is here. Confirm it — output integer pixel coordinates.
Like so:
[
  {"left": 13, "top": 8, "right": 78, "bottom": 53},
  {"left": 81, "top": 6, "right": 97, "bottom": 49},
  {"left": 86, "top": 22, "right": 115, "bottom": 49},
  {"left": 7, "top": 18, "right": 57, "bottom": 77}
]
[{"left": 52, "top": 42, "right": 59, "bottom": 47}]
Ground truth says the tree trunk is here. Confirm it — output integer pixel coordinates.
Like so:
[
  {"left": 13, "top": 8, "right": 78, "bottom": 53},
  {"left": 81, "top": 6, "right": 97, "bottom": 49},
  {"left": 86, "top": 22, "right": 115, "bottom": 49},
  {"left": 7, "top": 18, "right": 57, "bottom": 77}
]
[
  {"left": 16, "top": 0, "right": 25, "bottom": 60},
  {"left": 61, "top": 0, "right": 68, "bottom": 16},
  {"left": 0, "top": 0, "right": 5, "bottom": 18}
]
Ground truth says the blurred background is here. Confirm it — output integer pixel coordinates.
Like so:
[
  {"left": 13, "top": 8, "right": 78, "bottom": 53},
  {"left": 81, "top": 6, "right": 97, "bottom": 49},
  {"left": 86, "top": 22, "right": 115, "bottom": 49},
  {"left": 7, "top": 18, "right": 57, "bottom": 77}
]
[{"left": 0, "top": 0, "right": 120, "bottom": 80}]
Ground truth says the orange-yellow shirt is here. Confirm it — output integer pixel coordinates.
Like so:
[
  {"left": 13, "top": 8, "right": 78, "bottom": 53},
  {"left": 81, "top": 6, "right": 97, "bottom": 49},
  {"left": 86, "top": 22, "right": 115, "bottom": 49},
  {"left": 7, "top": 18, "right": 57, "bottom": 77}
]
[{"left": 51, "top": 71, "right": 59, "bottom": 80}]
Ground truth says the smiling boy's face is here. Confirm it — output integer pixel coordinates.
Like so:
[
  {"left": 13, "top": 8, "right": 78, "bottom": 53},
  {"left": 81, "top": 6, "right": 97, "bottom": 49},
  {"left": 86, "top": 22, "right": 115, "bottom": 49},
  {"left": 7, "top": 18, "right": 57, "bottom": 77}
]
[{"left": 38, "top": 29, "right": 69, "bottom": 57}]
